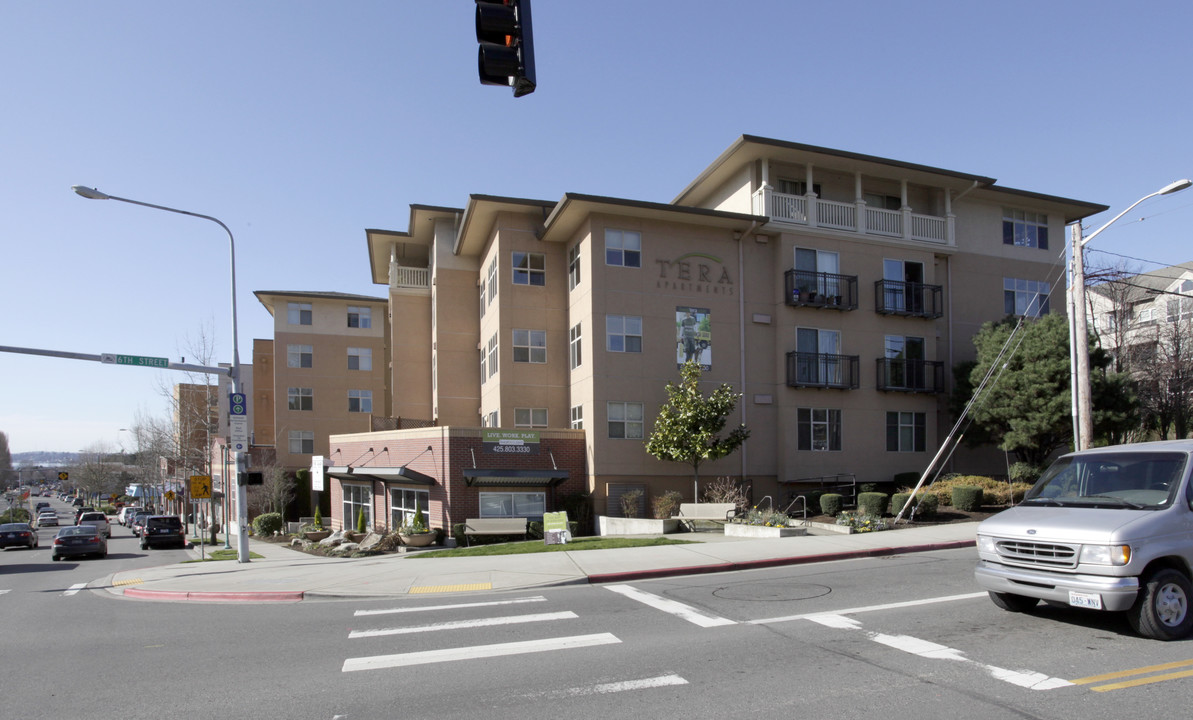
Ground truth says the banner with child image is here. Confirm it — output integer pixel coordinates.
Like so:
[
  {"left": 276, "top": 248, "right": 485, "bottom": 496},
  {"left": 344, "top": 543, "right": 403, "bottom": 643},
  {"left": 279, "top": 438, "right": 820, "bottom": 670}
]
[{"left": 675, "top": 306, "right": 711, "bottom": 370}]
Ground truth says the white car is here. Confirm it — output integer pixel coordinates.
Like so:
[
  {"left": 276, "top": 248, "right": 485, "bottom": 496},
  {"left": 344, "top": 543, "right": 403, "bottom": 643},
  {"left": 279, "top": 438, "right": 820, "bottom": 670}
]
[
  {"left": 118, "top": 507, "right": 144, "bottom": 526},
  {"left": 76, "top": 511, "right": 111, "bottom": 539},
  {"left": 37, "top": 512, "right": 58, "bottom": 528}
]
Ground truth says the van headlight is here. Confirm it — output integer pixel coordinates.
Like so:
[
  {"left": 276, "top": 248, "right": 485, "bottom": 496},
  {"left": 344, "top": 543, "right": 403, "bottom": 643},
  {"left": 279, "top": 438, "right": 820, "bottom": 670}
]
[
  {"left": 977, "top": 535, "right": 997, "bottom": 554},
  {"left": 1079, "top": 544, "right": 1131, "bottom": 566}
]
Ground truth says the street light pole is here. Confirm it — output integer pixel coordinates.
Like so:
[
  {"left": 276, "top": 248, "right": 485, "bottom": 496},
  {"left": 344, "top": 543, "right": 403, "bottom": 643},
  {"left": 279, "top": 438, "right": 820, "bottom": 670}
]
[
  {"left": 1069, "top": 178, "right": 1192, "bottom": 450},
  {"left": 72, "top": 185, "right": 250, "bottom": 563}
]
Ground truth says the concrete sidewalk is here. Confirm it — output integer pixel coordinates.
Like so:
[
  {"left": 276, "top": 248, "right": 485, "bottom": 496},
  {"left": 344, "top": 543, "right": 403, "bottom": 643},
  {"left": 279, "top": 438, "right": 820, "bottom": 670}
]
[{"left": 104, "top": 522, "right": 979, "bottom": 603}]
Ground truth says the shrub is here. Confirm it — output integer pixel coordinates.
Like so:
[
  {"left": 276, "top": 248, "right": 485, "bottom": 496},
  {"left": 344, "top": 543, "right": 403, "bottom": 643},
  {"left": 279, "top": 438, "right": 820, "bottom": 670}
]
[
  {"left": 252, "top": 512, "right": 284, "bottom": 536},
  {"left": 356, "top": 507, "right": 367, "bottom": 533},
  {"left": 820, "top": 493, "right": 843, "bottom": 517},
  {"left": 795, "top": 490, "right": 823, "bottom": 516},
  {"left": 312, "top": 507, "right": 323, "bottom": 530},
  {"left": 898, "top": 474, "right": 1027, "bottom": 508},
  {"left": 652, "top": 490, "right": 684, "bottom": 519},
  {"left": 857, "top": 492, "right": 889, "bottom": 517},
  {"left": 619, "top": 489, "right": 643, "bottom": 518},
  {"left": 836, "top": 511, "right": 888, "bottom": 533},
  {"left": 1008, "top": 462, "right": 1042, "bottom": 486},
  {"left": 561, "top": 491, "right": 593, "bottom": 536},
  {"left": 701, "top": 476, "right": 750, "bottom": 515},
  {"left": 952, "top": 486, "right": 984, "bottom": 512}
]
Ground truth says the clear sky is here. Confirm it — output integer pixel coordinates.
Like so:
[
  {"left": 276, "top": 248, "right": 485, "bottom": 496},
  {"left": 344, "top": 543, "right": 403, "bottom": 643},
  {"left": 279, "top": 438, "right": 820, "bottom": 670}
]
[{"left": 2, "top": 1, "right": 1190, "bottom": 454}]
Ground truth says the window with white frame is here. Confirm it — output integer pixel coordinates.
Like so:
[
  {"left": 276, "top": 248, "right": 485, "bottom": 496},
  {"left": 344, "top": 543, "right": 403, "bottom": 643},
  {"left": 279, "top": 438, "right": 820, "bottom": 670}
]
[
  {"left": 568, "top": 244, "right": 581, "bottom": 290},
  {"left": 513, "top": 329, "right": 546, "bottom": 363},
  {"left": 1168, "top": 296, "right": 1193, "bottom": 323},
  {"left": 797, "top": 408, "right": 841, "bottom": 451},
  {"left": 479, "top": 282, "right": 486, "bottom": 319},
  {"left": 480, "top": 347, "right": 487, "bottom": 383},
  {"left": 479, "top": 491, "right": 545, "bottom": 519},
  {"left": 569, "top": 322, "right": 582, "bottom": 369},
  {"left": 347, "top": 306, "right": 371, "bottom": 329},
  {"left": 348, "top": 389, "right": 372, "bottom": 413},
  {"left": 485, "top": 410, "right": 498, "bottom": 427},
  {"left": 487, "top": 334, "right": 499, "bottom": 377},
  {"left": 288, "top": 430, "right": 314, "bottom": 454},
  {"left": 515, "top": 408, "right": 548, "bottom": 427},
  {"left": 287, "top": 302, "right": 312, "bottom": 326},
  {"left": 607, "top": 401, "right": 644, "bottom": 439},
  {"left": 342, "top": 484, "right": 372, "bottom": 530},
  {"left": 487, "top": 257, "right": 497, "bottom": 304},
  {"left": 389, "top": 487, "right": 429, "bottom": 530},
  {"left": 1002, "top": 208, "right": 1049, "bottom": 249},
  {"left": 570, "top": 405, "right": 583, "bottom": 429},
  {"left": 287, "top": 344, "right": 312, "bottom": 369},
  {"left": 1004, "top": 278, "right": 1050, "bottom": 317},
  {"left": 287, "top": 387, "right": 313, "bottom": 411},
  {"left": 605, "top": 229, "right": 641, "bottom": 268},
  {"left": 512, "top": 252, "right": 545, "bottom": 286},
  {"left": 886, "top": 412, "right": 925, "bottom": 452},
  {"left": 1139, "top": 307, "right": 1155, "bottom": 324},
  {"left": 776, "top": 179, "right": 820, "bottom": 196},
  {"left": 348, "top": 347, "right": 372, "bottom": 371},
  {"left": 606, "top": 315, "right": 643, "bottom": 353}
]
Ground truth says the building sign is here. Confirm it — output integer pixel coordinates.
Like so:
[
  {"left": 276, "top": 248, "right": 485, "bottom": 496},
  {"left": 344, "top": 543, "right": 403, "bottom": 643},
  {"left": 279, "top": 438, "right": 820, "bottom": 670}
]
[
  {"left": 310, "top": 456, "right": 328, "bottom": 493},
  {"left": 656, "top": 252, "right": 734, "bottom": 296},
  {"left": 676, "top": 306, "right": 712, "bottom": 370},
  {"left": 482, "top": 430, "right": 541, "bottom": 455}
]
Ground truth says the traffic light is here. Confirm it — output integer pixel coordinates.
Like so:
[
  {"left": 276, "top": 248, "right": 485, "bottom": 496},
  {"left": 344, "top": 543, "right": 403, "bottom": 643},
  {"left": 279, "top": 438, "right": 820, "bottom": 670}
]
[
  {"left": 476, "top": 0, "right": 536, "bottom": 98},
  {"left": 241, "top": 471, "right": 264, "bottom": 486}
]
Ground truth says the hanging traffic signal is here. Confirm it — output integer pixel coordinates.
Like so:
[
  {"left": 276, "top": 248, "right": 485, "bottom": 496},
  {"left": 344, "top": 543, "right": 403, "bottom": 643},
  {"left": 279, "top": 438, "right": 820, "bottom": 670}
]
[{"left": 476, "top": 0, "right": 536, "bottom": 98}]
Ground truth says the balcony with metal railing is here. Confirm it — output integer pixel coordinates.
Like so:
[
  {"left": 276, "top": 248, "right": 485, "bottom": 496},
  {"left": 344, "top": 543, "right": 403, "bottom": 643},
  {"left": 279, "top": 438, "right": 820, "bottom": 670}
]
[
  {"left": 786, "top": 351, "right": 860, "bottom": 390},
  {"left": 874, "top": 280, "right": 943, "bottom": 319},
  {"left": 753, "top": 188, "right": 951, "bottom": 245},
  {"left": 784, "top": 269, "right": 858, "bottom": 310},
  {"left": 875, "top": 358, "right": 945, "bottom": 393}
]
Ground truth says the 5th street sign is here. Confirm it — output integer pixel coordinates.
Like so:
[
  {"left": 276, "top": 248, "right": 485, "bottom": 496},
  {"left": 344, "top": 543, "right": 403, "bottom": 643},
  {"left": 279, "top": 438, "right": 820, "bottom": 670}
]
[{"left": 101, "top": 353, "right": 169, "bottom": 368}]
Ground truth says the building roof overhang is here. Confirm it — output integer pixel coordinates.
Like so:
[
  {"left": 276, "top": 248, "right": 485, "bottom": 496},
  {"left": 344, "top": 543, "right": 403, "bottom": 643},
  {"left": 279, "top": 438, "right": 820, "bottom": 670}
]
[
  {"left": 462, "top": 468, "right": 570, "bottom": 488},
  {"left": 366, "top": 204, "right": 462, "bottom": 285},
  {"left": 539, "top": 192, "right": 767, "bottom": 244},
  {"left": 327, "top": 466, "right": 437, "bottom": 486}
]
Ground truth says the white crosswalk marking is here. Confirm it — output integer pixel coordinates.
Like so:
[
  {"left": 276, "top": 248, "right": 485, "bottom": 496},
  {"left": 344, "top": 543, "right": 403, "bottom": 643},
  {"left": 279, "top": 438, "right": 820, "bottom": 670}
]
[
  {"left": 342, "top": 633, "right": 621, "bottom": 672},
  {"left": 349, "top": 611, "right": 577, "bottom": 638},
  {"left": 354, "top": 595, "right": 547, "bottom": 617},
  {"left": 0, "top": 589, "right": 11, "bottom": 596},
  {"left": 605, "top": 584, "right": 736, "bottom": 627},
  {"left": 63, "top": 583, "right": 87, "bottom": 596}
]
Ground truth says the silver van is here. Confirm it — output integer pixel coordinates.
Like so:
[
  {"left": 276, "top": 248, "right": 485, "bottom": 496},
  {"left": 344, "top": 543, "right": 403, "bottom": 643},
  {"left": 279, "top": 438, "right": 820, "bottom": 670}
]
[{"left": 975, "top": 440, "right": 1193, "bottom": 640}]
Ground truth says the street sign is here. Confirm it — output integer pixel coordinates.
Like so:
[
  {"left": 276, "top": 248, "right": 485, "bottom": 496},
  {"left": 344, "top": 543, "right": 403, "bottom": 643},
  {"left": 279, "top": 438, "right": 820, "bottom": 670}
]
[
  {"left": 190, "top": 475, "right": 212, "bottom": 499},
  {"left": 101, "top": 353, "right": 168, "bottom": 368},
  {"left": 229, "top": 416, "right": 248, "bottom": 452},
  {"left": 229, "top": 393, "right": 246, "bottom": 416},
  {"left": 58, "top": 472, "right": 69, "bottom": 481}
]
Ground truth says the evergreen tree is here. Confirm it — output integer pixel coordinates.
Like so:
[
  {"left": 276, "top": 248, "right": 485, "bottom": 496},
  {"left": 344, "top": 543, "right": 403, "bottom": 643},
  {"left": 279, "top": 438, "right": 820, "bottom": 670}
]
[{"left": 0, "top": 431, "right": 14, "bottom": 487}]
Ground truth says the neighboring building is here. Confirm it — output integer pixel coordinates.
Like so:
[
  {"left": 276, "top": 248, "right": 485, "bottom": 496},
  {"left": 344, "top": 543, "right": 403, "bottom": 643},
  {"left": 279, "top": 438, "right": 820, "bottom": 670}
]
[
  {"left": 317, "top": 135, "right": 1107, "bottom": 533},
  {"left": 174, "top": 382, "right": 219, "bottom": 476}
]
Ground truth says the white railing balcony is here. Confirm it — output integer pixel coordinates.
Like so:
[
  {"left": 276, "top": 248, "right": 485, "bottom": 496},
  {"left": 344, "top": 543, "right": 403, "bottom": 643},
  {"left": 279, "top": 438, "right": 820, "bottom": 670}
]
[
  {"left": 390, "top": 263, "right": 430, "bottom": 289},
  {"left": 754, "top": 187, "right": 951, "bottom": 245}
]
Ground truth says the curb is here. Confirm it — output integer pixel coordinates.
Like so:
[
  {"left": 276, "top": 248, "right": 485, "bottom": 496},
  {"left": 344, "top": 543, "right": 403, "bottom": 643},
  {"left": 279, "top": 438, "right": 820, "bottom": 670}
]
[{"left": 122, "top": 588, "right": 304, "bottom": 602}]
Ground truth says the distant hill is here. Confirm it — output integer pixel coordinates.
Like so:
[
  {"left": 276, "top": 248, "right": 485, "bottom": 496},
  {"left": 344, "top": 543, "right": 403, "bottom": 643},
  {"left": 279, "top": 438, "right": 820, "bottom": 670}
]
[{"left": 13, "top": 451, "right": 79, "bottom": 467}]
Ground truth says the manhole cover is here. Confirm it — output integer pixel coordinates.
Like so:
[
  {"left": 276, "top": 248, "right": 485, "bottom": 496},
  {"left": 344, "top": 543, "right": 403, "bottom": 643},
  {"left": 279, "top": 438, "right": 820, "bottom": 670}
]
[{"left": 712, "top": 582, "right": 832, "bottom": 602}]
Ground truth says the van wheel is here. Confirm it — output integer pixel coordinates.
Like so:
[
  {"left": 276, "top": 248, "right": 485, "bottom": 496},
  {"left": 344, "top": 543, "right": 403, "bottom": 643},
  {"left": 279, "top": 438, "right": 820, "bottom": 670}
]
[
  {"left": 1129, "top": 569, "right": 1193, "bottom": 640},
  {"left": 988, "top": 591, "right": 1039, "bottom": 612}
]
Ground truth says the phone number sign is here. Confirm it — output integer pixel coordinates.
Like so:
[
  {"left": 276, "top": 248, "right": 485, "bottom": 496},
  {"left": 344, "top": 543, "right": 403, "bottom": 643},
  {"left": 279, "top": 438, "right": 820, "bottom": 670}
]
[{"left": 481, "top": 430, "right": 540, "bottom": 455}]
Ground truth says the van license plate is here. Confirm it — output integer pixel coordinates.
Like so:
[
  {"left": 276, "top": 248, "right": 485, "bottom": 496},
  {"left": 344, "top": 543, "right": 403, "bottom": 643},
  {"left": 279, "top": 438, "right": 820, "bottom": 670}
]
[{"left": 1069, "top": 591, "right": 1103, "bottom": 609}]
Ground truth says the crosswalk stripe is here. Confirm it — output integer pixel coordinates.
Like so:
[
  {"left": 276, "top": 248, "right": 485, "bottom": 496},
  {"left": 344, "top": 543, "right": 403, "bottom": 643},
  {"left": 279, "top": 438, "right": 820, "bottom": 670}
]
[
  {"left": 342, "top": 633, "right": 621, "bottom": 672},
  {"left": 354, "top": 596, "right": 547, "bottom": 617},
  {"left": 0, "top": 589, "right": 10, "bottom": 595},
  {"left": 349, "top": 611, "right": 577, "bottom": 638},
  {"left": 605, "top": 584, "right": 736, "bottom": 627}
]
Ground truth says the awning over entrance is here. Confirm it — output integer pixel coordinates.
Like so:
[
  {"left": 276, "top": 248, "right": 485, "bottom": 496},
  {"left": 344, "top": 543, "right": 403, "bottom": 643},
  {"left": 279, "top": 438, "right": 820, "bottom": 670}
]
[
  {"left": 326, "top": 466, "right": 437, "bottom": 486},
  {"left": 462, "top": 469, "right": 570, "bottom": 488}
]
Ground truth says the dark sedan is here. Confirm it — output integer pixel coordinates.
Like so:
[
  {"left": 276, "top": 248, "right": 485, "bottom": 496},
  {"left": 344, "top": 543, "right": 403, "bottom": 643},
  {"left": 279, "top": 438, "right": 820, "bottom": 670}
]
[
  {"left": 140, "top": 516, "right": 187, "bottom": 549},
  {"left": 0, "top": 523, "right": 39, "bottom": 550},
  {"left": 52, "top": 526, "right": 107, "bottom": 560}
]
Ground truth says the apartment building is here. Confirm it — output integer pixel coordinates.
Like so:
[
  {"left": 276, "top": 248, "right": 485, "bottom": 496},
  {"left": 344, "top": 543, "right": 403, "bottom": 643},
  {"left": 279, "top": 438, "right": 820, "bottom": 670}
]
[{"left": 323, "top": 135, "right": 1106, "bottom": 531}]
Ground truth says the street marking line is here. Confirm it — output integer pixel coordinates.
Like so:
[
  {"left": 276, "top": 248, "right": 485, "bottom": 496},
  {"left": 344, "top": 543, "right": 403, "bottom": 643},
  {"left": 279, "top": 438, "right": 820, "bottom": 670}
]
[
  {"left": 606, "top": 584, "right": 736, "bottom": 627},
  {"left": 63, "top": 583, "right": 87, "bottom": 596},
  {"left": 1088, "top": 668, "right": 1193, "bottom": 692},
  {"left": 0, "top": 589, "right": 10, "bottom": 595},
  {"left": 751, "top": 592, "right": 987, "bottom": 625},
  {"left": 559, "top": 674, "right": 689, "bottom": 697},
  {"left": 355, "top": 595, "right": 547, "bottom": 616},
  {"left": 342, "top": 632, "right": 620, "bottom": 672},
  {"left": 1070, "top": 659, "right": 1193, "bottom": 685},
  {"left": 409, "top": 582, "right": 491, "bottom": 594},
  {"left": 349, "top": 611, "right": 577, "bottom": 639}
]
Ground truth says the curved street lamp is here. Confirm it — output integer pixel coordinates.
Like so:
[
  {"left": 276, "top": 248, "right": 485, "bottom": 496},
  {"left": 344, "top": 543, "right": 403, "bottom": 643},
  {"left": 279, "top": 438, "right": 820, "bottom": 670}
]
[{"left": 72, "top": 185, "right": 250, "bottom": 563}]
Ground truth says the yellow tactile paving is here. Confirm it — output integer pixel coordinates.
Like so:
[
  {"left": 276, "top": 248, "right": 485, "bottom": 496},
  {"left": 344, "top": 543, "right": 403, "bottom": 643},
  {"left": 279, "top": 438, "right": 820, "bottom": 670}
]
[{"left": 408, "top": 583, "right": 492, "bottom": 594}]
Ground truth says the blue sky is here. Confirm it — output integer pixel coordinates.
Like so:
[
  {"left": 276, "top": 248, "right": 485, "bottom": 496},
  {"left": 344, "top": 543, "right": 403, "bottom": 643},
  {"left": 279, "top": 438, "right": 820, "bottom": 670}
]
[{"left": 2, "top": 1, "right": 1191, "bottom": 454}]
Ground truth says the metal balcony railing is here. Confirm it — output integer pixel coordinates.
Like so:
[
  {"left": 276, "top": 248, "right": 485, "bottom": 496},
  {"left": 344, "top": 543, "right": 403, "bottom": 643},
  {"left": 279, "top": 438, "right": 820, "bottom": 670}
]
[
  {"left": 784, "top": 269, "right": 858, "bottom": 310},
  {"left": 874, "top": 280, "right": 943, "bottom": 318},
  {"left": 875, "top": 358, "right": 945, "bottom": 393},
  {"left": 786, "top": 352, "right": 860, "bottom": 390}
]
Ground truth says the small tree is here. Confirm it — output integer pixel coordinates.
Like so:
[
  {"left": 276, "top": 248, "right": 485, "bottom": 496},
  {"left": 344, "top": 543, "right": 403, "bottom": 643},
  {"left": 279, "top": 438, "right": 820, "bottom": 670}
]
[
  {"left": 646, "top": 361, "right": 750, "bottom": 499},
  {"left": 356, "top": 506, "right": 367, "bottom": 533}
]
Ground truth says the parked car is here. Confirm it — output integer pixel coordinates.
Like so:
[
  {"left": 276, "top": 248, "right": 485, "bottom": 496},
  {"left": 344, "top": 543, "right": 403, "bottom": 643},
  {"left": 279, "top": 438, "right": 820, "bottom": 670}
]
[
  {"left": 74, "top": 506, "right": 95, "bottom": 524},
  {"left": 71, "top": 497, "right": 84, "bottom": 507},
  {"left": 35, "top": 501, "right": 50, "bottom": 512},
  {"left": 975, "top": 440, "right": 1193, "bottom": 640},
  {"left": 118, "top": 506, "right": 144, "bottom": 527},
  {"left": 141, "top": 516, "right": 187, "bottom": 550},
  {"left": 37, "top": 511, "right": 59, "bottom": 528},
  {"left": 51, "top": 526, "right": 107, "bottom": 560},
  {"left": 76, "top": 511, "right": 111, "bottom": 539},
  {"left": 130, "top": 513, "right": 151, "bottom": 538},
  {"left": 0, "top": 523, "right": 39, "bottom": 550}
]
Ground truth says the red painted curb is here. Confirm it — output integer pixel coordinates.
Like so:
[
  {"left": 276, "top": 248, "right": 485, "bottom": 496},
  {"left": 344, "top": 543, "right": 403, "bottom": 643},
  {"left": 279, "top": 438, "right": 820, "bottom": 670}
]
[{"left": 123, "top": 588, "right": 304, "bottom": 602}]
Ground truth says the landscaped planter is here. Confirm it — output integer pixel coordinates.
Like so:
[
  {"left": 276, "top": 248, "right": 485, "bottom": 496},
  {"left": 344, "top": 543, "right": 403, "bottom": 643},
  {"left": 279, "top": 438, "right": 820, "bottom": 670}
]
[
  {"left": 597, "top": 516, "right": 680, "bottom": 536},
  {"left": 399, "top": 532, "right": 436, "bottom": 547},
  {"left": 303, "top": 530, "right": 331, "bottom": 542},
  {"left": 724, "top": 523, "right": 808, "bottom": 538}
]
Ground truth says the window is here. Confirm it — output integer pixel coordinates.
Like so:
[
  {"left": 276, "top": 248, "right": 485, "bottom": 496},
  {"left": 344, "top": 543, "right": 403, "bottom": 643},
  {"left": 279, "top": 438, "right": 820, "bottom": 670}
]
[
  {"left": 1168, "top": 296, "right": 1193, "bottom": 323},
  {"left": 512, "top": 252, "right": 545, "bottom": 286},
  {"left": 886, "top": 412, "right": 926, "bottom": 452},
  {"left": 864, "top": 192, "right": 901, "bottom": 210},
  {"left": 1003, "top": 278, "right": 1050, "bottom": 317},
  {"left": 883, "top": 335, "right": 925, "bottom": 389},
  {"left": 605, "top": 229, "right": 641, "bottom": 268},
  {"left": 515, "top": 408, "right": 548, "bottom": 427},
  {"left": 487, "top": 334, "right": 498, "bottom": 377},
  {"left": 287, "top": 344, "right": 312, "bottom": 369},
  {"left": 776, "top": 179, "right": 820, "bottom": 196},
  {"left": 479, "top": 282, "right": 486, "bottom": 319},
  {"left": 487, "top": 257, "right": 497, "bottom": 304},
  {"left": 287, "top": 302, "right": 312, "bottom": 326},
  {"left": 795, "top": 327, "right": 842, "bottom": 385},
  {"left": 480, "top": 346, "right": 487, "bottom": 383},
  {"left": 608, "top": 401, "right": 644, "bottom": 439},
  {"left": 347, "top": 306, "right": 371, "bottom": 329},
  {"left": 570, "top": 405, "right": 583, "bottom": 429},
  {"left": 606, "top": 315, "right": 643, "bottom": 353},
  {"left": 1002, "top": 208, "right": 1049, "bottom": 249},
  {"left": 287, "top": 387, "right": 313, "bottom": 411},
  {"left": 342, "top": 484, "right": 372, "bottom": 530},
  {"left": 513, "top": 329, "right": 546, "bottom": 363},
  {"left": 1139, "top": 307, "right": 1155, "bottom": 324},
  {"left": 390, "top": 487, "right": 429, "bottom": 530},
  {"left": 485, "top": 410, "right": 498, "bottom": 427},
  {"left": 569, "top": 323, "right": 582, "bottom": 369},
  {"left": 797, "top": 408, "right": 841, "bottom": 451},
  {"left": 480, "top": 491, "right": 545, "bottom": 519},
  {"left": 568, "top": 244, "right": 581, "bottom": 290},
  {"left": 288, "top": 430, "right": 314, "bottom": 455},
  {"left": 348, "top": 347, "right": 372, "bottom": 371},
  {"left": 348, "top": 389, "right": 373, "bottom": 413},
  {"left": 794, "top": 248, "right": 841, "bottom": 298}
]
